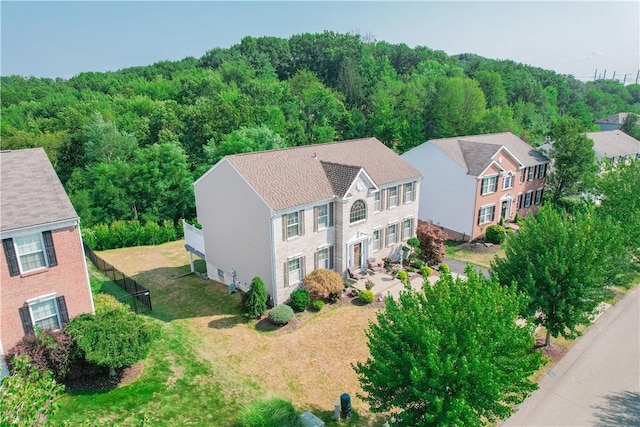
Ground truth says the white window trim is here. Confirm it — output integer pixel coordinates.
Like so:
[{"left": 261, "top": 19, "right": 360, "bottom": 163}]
[
  {"left": 481, "top": 175, "right": 498, "bottom": 195},
  {"left": 527, "top": 167, "right": 535, "bottom": 181},
  {"left": 372, "top": 228, "right": 382, "bottom": 251},
  {"left": 26, "top": 293, "right": 61, "bottom": 331},
  {"left": 534, "top": 188, "right": 544, "bottom": 205},
  {"left": 316, "top": 246, "right": 331, "bottom": 270},
  {"left": 317, "top": 204, "right": 329, "bottom": 229},
  {"left": 537, "top": 164, "right": 546, "bottom": 179},
  {"left": 14, "top": 233, "right": 48, "bottom": 273},
  {"left": 387, "top": 222, "right": 399, "bottom": 246},
  {"left": 502, "top": 172, "right": 514, "bottom": 190},
  {"left": 373, "top": 191, "right": 381, "bottom": 212},
  {"left": 404, "top": 182, "right": 414, "bottom": 204},
  {"left": 402, "top": 217, "right": 414, "bottom": 240},
  {"left": 286, "top": 212, "right": 300, "bottom": 239},
  {"left": 388, "top": 187, "right": 399, "bottom": 208},
  {"left": 350, "top": 200, "right": 367, "bottom": 224},
  {"left": 524, "top": 190, "right": 533, "bottom": 207},
  {"left": 478, "top": 204, "right": 495, "bottom": 225},
  {"left": 287, "top": 257, "right": 303, "bottom": 286}
]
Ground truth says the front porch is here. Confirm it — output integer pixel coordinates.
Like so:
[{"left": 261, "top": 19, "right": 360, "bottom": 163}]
[{"left": 348, "top": 268, "right": 460, "bottom": 300}]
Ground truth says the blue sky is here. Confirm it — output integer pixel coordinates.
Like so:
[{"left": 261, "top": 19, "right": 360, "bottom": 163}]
[{"left": 1, "top": 1, "right": 639, "bottom": 82}]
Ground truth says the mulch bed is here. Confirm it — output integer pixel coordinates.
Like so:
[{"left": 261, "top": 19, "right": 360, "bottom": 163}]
[
  {"left": 63, "top": 362, "right": 144, "bottom": 392},
  {"left": 457, "top": 242, "right": 502, "bottom": 253}
]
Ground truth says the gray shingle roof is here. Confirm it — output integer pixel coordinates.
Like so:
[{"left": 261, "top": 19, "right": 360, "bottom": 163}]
[
  {"left": 595, "top": 112, "right": 639, "bottom": 125},
  {"left": 220, "top": 138, "right": 422, "bottom": 211},
  {"left": 587, "top": 130, "right": 640, "bottom": 159},
  {"left": 430, "top": 132, "right": 548, "bottom": 176},
  {"left": 1, "top": 148, "right": 78, "bottom": 232}
]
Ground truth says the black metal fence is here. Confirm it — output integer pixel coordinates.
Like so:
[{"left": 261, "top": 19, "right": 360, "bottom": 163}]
[{"left": 84, "top": 244, "right": 152, "bottom": 314}]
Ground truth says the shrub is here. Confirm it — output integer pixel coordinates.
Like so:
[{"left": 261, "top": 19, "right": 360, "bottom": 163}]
[
  {"left": 416, "top": 220, "right": 447, "bottom": 265},
  {"left": 485, "top": 224, "right": 506, "bottom": 244},
  {"left": 268, "top": 305, "right": 294, "bottom": 325},
  {"left": 244, "top": 276, "right": 268, "bottom": 318},
  {"left": 66, "top": 307, "right": 161, "bottom": 376},
  {"left": 236, "top": 397, "right": 303, "bottom": 427},
  {"left": 420, "top": 266, "right": 433, "bottom": 278},
  {"left": 289, "top": 289, "right": 310, "bottom": 312},
  {"left": 396, "top": 270, "right": 409, "bottom": 283},
  {"left": 358, "top": 290, "right": 375, "bottom": 304},
  {"left": 6, "top": 329, "right": 75, "bottom": 382},
  {"left": 303, "top": 269, "right": 344, "bottom": 302},
  {"left": 93, "top": 293, "right": 130, "bottom": 314},
  {"left": 439, "top": 263, "right": 450, "bottom": 274},
  {"left": 311, "top": 300, "right": 325, "bottom": 311},
  {"left": 364, "top": 279, "right": 375, "bottom": 291}
]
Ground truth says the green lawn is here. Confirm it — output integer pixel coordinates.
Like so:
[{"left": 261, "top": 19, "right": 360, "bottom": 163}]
[{"left": 444, "top": 241, "right": 503, "bottom": 269}]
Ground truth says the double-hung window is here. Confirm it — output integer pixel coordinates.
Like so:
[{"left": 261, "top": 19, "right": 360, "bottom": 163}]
[
  {"left": 285, "top": 256, "right": 304, "bottom": 287},
  {"left": 283, "top": 211, "right": 304, "bottom": 239},
  {"left": 3, "top": 231, "right": 58, "bottom": 276},
  {"left": 19, "top": 294, "right": 69, "bottom": 335},
  {"left": 387, "top": 223, "right": 398, "bottom": 246},
  {"left": 481, "top": 176, "right": 497, "bottom": 195},
  {"left": 373, "top": 229, "right": 382, "bottom": 251},
  {"left": 502, "top": 172, "right": 514, "bottom": 190},
  {"left": 316, "top": 204, "right": 328, "bottom": 229},
  {"left": 477, "top": 205, "right": 495, "bottom": 225},
  {"left": 538, "top": 164, "right": 546, "bottom": 179},
  {"left": 527, "top": 167, "right": 535, "bottom": 181},
  {"left": 517, "top": 193, "right": 523, "bottom": 209},
  {"left": 524, "top": 191, "right": 533, "bottom": 207},
  {"left": 373, "top": 192, "right": 381, "bottom": 212},
  {"left": 534, "top": 188, "right": 543, "bottom": 205},
  {"left": 403, "top": 182, "right": 414, "bottom": 203},
  {"left": 520, "top": 168, "right": 526, "bottom": 182},
  {"left": 388, "top": 187, "right": 398, "bottom": 208},
  {"left": 315, "top": 246, "right": 333, "bottom": 270},
  {"left": 402, "top": 218, "right": 414, "bottom": 240}
]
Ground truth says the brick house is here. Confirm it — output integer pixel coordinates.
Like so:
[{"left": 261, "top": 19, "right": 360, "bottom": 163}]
[
  {"left": 1, "top": 148, "right": 94, "bottom": 376},
  {"left": 192, "top": 138, "right": 422, "bottom": 305},
  {"left": 402, "top": 132, "right": 549, "bottom": 241}
]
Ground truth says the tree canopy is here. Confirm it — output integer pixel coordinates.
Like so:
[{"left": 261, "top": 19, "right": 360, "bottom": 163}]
[
  {"left": 491, "top": 205, "right": 634, "bottom": 347},
  {"left": 2, "top": 31, "right": 638, "bottom": 229},
  {"left": 354, "top": 269, "right": 542, "bottom": 426}
]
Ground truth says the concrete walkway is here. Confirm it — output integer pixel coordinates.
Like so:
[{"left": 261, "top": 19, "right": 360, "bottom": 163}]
[
  {"left": 502, "top": 286, "right": 640, "bottom": 426},
  {"left": 350, "top": 268, "right": 460, "bottom": 300}
]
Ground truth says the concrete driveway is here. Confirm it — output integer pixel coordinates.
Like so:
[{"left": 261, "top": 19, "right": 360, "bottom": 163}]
[{"left": 502, "top": 286, "right": 640, "bottom": 426}]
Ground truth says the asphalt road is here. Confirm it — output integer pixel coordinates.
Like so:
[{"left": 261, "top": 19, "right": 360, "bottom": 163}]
[{"left": 502, "top": 286, "right": 640, "bottom": 426}]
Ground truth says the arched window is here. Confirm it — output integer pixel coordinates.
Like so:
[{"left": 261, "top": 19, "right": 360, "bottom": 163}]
[{"left": 350, "top": 200, "right": 367, "bottom": 223}]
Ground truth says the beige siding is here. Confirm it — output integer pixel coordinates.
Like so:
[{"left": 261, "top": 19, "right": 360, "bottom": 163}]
[{"left": 195, "top": 160, "right": 273, "bottom": 298}]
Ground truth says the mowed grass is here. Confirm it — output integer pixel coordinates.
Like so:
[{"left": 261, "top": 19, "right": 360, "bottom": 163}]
[
  {"left": 445, "top": 241, "right": 504, "bottom": 269},
  {"left": 53, "top": 240, "right": 386, "bottom": 426}
]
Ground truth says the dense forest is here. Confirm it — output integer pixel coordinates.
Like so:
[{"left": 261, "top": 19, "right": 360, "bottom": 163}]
[{"left": 2, "top": 31, "right": 639, "bottom": 229}]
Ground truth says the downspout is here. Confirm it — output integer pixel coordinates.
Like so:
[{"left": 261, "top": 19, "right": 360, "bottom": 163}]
[{"left": 269, "top": 209, "right": 278, "bottom": 307}]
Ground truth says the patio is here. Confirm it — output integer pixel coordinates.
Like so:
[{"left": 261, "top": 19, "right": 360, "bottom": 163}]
[{"left": 348, "top": 268, "right": 462, "bottom": 300}]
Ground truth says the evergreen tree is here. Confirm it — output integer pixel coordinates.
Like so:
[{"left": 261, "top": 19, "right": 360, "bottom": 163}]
[{"left": 245, "top": 276, "right": 268, "bottom": 318}]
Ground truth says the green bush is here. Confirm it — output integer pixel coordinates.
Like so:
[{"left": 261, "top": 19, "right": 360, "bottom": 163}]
[
  {"left": 84, "top": 219, "right": 181, "bottom": 250},
  {"left": 236, "top": 397, "right": 303, "bottom": 427},
  {"left": 268, "top": 305, "right": 294, "bottom": 325},
  {"left": 485, "top": 224, "right": 507, "bottom": 244},
  {"left": 396, "top": 270, "right": 409, "bottom": 283},
  {"left": 420, "top": 266, "right": 433, "bottom": 277},
  {"left": 311, "top": 300, "right": 325, "bottom": 311},
  {"left": 358, "top": 290, "right": 375, "bottom": 304},
  {"left": 289, "top": 289, "right": 310, "bottom": 312},
  {"left": 244, "top": 277, "right": 268, "bottom": 318},
  {"left": 439, "top": 263, "right": 450, "bottom": 274}
]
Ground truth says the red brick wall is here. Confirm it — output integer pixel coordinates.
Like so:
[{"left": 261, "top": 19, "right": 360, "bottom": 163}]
[{"left": 0, "top": 225, "right": 93, "bottom": 352}]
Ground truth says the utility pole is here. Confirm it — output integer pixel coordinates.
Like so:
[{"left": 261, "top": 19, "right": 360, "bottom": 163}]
[
  {"left": 603, "top": 69, "right": 607, "bottom": 79},
  {"left": 594, "top": 69, "right": 598, "bottom": 81},
  {"left": 636, "top": 70, "right": 640, "bottom": 84},
  {"left": 611, "top": 71, "right": 616, "bottom": 80},
  {"left": 623, "top": 74, "right": 631, "bottom": 85}
]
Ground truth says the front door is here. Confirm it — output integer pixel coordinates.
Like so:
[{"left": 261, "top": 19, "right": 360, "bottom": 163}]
[
  {"left": 353, "top": 242, "right": 362, "bottom": 269},
  {"left": 501, "top": 200, "right": 509, "bottom": 220}
]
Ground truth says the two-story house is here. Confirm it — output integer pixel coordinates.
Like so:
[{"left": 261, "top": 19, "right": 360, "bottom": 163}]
[
  {"left": 586, "top": 130, "right": 640, "bottom": 164},
  {"left": 1, "top": 148, "right": 95, "bottom": 376},
  {"left": 402, "top": 132, "right": 549, "bottom": 241},
  {"left": 193, "top": 138, "right": 422, "bottom": 305}
]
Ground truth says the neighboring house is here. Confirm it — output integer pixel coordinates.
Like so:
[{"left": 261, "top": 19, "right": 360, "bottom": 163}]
[
  {"left": 586, "top": 130, "right": 640, "bottom": 164},
  {"left": 193, "top": 138, "right": 422, "bottom": 305},
  {"left": 1, "top": 148, "right": 94, "bottom": 377},
  {"left": 402, "top": 132, "right": 549, "bottom": 241},
  {"left": 595, "top": 112, "right": 640, "bottom": 131}
]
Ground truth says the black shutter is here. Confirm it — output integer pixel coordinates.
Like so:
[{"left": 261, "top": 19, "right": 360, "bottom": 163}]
[
  {"left": 42, "top": 231, "right": 57, "bottom": 267},
  {"left": 477, "top": 209, "right": 482, "bottom": 225},
  {"left": 328, "top": 202, "right": 334, "bottom": 227},
  {"left": 329, "top": 246, "right": 334, "bottom": 270},
  {"left": 490, "top": 207, "right": 495, "bottom": 222},
  {"left": 3, "top": 238, "right": 20, "bottom": 276},
  {"left": 19, "top": 306, "right": 34, "bottom": 335},
  {"left": 56, "top": 296, "right": 69, "bottom": 325}
]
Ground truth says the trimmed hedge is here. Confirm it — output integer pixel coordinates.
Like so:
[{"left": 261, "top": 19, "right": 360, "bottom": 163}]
[
  {"left": 485, "top": 224, "right": 507, "bottom": 244},
  {"left": 268, "top": 305, "right": 294, "bottom": 325},
  {"left": 358, "top": 290, "right": 375, "bottom": 304},
  {"left": 289, "top": 290, "right": 310, "bottom": 312},
  {"left": 311, "top": 300, "right": 325, "bottom": 311}
]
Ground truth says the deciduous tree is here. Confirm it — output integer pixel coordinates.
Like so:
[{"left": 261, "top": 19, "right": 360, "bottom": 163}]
[
  {"left": 354, "top": 269, "right": 541, "bottom": 426},
  {"left": 544, "top": 117, "right": 599, "bottom": 205},
  {"left": 416, "top": 220, "right": 447, "bottom": 265},
  {"left": 491, "top": 205, "right": 632, "bottom": 347}
]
